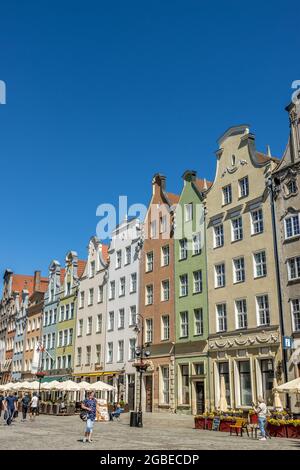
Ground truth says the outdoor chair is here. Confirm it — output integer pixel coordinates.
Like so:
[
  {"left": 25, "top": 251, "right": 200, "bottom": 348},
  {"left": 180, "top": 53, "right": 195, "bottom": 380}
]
[
  {"left": 110, "top": 407, "right": 124, "bottom": 421},
  {"left": 229, "top": 418, "right": 249, "bottom": 437}
]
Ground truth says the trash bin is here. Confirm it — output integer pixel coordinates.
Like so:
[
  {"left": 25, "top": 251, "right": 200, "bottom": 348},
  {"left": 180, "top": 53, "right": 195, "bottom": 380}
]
[{"left": 130, "top": 411, "right": 143, "bottom": 427}]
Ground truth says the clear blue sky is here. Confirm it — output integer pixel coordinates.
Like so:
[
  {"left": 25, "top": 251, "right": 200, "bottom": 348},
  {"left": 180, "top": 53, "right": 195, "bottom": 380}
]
[{"left": 0, "top": 0, "right": 298, "bottom": 281}]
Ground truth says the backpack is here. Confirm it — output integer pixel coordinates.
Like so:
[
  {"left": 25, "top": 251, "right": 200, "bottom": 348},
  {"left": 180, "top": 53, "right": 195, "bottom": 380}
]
[{"left": 80, "top": 411, "right": 88, "bottom": 421}]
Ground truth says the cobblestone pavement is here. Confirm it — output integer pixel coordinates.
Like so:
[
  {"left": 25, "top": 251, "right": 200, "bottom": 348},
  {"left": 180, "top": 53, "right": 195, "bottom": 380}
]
[{"left": 0, "top": 412, "right": 299, "bottom": 450}]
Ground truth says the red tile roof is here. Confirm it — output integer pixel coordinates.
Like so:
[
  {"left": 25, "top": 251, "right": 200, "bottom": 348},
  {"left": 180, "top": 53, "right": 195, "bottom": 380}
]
[
  {"left": 101, "top": 244, "right": 109, "bottom": 262},
  {"left": 77, "top": 260, "right": 86, "bottom": 279},
  {"left": 39, "top": 279, "right": 49, "bottom": 293},
  {"left": 12, "top": 275, "right": 35, "bottom": 296},
  {"left": 166, "top": 192, "right": 180, "bottom": 205},
  {"left": 256, "top": 152, "right": 280, "bottom": 164},
  {"left": 194, "top": 178, "right": 213, "bottom": 192},
  {"left": 60, "top": 268, "right": 66, "bottom": 285}
]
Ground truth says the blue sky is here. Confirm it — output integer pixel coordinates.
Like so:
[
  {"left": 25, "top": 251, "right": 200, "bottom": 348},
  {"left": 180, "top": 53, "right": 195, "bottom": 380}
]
[{"left": 0, "top": 0, "right": 298, "bottom": 280}]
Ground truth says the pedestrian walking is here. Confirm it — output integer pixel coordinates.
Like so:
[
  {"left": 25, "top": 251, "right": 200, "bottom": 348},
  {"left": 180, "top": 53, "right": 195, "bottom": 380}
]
[
  {"left": 253, "top": 397, "right": 268, "bottom": 441},
  {"left": 4, "top": 392, "right": 18, "bottom": 425},
  {"left": 21, "top": 393, "right": 31, "bottom": 421},
  {"left": 81, "top": 390, "right": 97, "bottom": 443},
  {"left": 29, "top": 392, "right": 39, "bottom": 421}
]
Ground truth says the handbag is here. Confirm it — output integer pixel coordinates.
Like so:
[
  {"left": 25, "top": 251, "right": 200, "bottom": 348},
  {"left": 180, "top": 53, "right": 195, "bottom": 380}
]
[
  {"left": 80, "top": 410, "right": 88, "bottom": 421},
  {"left": 3, "top": 410, "right": 8, "bottom": 421},
  {"left": 13, "top": 410, "right": 18, "bottom": 418}
]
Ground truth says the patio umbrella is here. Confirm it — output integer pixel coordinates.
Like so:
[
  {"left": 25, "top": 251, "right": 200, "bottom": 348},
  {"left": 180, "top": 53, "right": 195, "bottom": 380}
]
[
  {"left": 26, "top": 381, "right": 40, "bottom": 391},
  {"left": 273, "top": 378, "right": 283, "bottom": 410},
  {"left": 76, "top": 381, "right": 92, "bottom": 391},
  {"left": 273, "top": 377, "right": 300, "bottom": 394},
  {"left": 218, "top": 376, "right": 228, "bottom": 412},
  {"left": 55, "top": 380, "right": 79, "bottom": 392},
  {"left": 92, "top": 380, "right": 116, "bottom": 392},
  {"left": 41, "top": 380, "right": 61, "bottom": 391},
  {"left": 2, "top": 382, "right": 15, "bottom": 391},
  {"left": 11, "top": 381, "right": 32, "bottom": 391}
]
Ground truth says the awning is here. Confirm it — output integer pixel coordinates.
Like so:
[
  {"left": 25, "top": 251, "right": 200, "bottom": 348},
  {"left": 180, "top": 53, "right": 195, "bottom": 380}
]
[
  {"left": 41, "top": 375, "right": 71, "bottom": 383},
  {"left": 72, "top": 371, "right": 121, "bottom": 377}
]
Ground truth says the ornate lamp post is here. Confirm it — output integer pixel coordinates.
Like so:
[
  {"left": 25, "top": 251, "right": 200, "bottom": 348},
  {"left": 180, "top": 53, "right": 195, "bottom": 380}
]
[{"left": 131, "top": 313, "right": 151, "bottom": 427}]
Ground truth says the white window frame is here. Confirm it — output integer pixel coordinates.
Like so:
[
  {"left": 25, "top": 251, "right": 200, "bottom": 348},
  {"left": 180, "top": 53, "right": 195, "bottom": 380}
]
[
  {"left": 214, "top": 224, "right": 224, "bottom": 248},
  {"left": 251, "top": 208, "right": 264, "bottom": 235},
  {"left": 235, "top": 299, "right": 248, "bottom": 329},
  {"left": 253, "top": 250, "right": 267, "bottom": 278},
  {"left": 215, "top": 263, "right": 225, "bottom": 288},
  {"left": 231, "top": 216, "right": 243, "bottom": 242},
  {"left": 216, "top": 303, "right": 227, "bottom": 332},
  {"left": 233, "top": 257, "right": 245, "bottom": 283},
  {"left": 284, "top": 214, "right": 300, "bottom": 239},
  {"left": 256, "top": 294, "right": 270, "bottom": 326},
  {"left": 223, "top": 184, "right": 232, "bottom": 205}
]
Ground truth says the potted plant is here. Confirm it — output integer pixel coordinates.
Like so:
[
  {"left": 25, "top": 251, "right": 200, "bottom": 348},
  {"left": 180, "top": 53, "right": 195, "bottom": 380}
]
[
  {"left": 248, "top": 409, "right": 258, "bottom": 424},
  {"left": 267, "top": 418, "right": 287, "bottom": 438},
  {"left": 194, "top": 414, "right": 206, "bottom": 429},
  {"left": 285, "top": 419, "right": 300, "bottom": 439},
  {"left": 219, "top": 415, "right": 236, "bottom": 432}
]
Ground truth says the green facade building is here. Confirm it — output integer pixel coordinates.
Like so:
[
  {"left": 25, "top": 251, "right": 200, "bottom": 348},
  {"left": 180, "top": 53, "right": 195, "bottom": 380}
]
[{"left": 174, "top": 171, "right": 209, "bottom": 415}]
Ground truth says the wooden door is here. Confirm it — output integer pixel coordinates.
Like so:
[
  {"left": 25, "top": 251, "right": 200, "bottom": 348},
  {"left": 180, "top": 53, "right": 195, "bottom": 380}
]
[{"left": 145, "top": 375, "right": 153, "bottom": 412}]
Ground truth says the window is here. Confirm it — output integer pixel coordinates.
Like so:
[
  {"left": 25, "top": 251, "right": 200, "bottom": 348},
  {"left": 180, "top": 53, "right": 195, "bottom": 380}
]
[
  {"left": 214, "top": 224, "right": 224, "bottom": 248},
  {"left": 239, "top": 176, "right": 249, "bottom": 198},
  {"left": 161, "top": 245, "right": 169, "bottom": 266},
  {"left": 215, "top": 263, "right": 225, "bottom": 288},
  {"left": 96, "top": 314, "right": 102, "bottom": 333},
  {"left": 58, "top": 331, "right": 63, "bottom": 347},
  {"left": 180, "top": 311, "right": 189, "bottom": 337},
  {"left": 216, "top": 304, "right": 227, "bottom": 332},
  {"left": 184, "top": 203, "right": 193, "bottom": 222},
  {"left": 161, "top": 315, "right": 170, "bottom": 340},
  {"left": 69, "top": 328, "right": 73, "bottom": 345},
  {"left": 70, "top": 303, "right": 74, "bottom": 319},
  {"left": 161, "top": 366, "right": 170, "bottom": 404},
  {"left": 179, "top": 274, "right": 188, "bottom": 297},
  {"left": 66, "top": 282, "right": 71, "bottom": 296},
  {"left": 161, "top": 280, "right": 170, "bottom": 301},
  {"left": 86, "top": 316, "right": 92, "bottom": 335},
  {"left": 150, "top": 220, "right": 157, "bottom": 238},
  {"left": 118, "top": 309, "right": 125, "bottom": 329},
  {"left": 130, "top": 273, "right": 137, "bottom": 293},
  {"left": 160, "top": 215, "right": 167, "bottom": 233},
  {"left": 235, "top": 299, "right": 247, "bottom": 329},
  {"left": 109, "top": 281, "right": 115, "bottom": 300},
  {"left": 285, "top": 214, "right": 300, "bottom": 239},
  {"left": 181, "top": 365, "right": 189, "bottom": 404},
  {"left": 125, "top": 246, "right": 131, "bottom": 265},
  {"left": 146, "top": 285, "right": 153, "bottom": 305},
  {"left": 193, "top": 270, "right": 202, "bottom": 294},
  {"left": 145, "top": 318, "right": 153, "bottom": 343},
  {"left": 261, "top": 359, "right": 274, "bottom": 405},
  {"left": 88, "top": 288, "right": 94, "bottom": 306},
  {"left": 192, "top": 233, "right": 201, "bottom": 255},
  {"left": 116, "top": 250, "right": 122, "bottom": 269},
  {"left": 65, "top": 304, "right": 70, "bottom": 320},
  {"left": 129, "top": 306, "right": 137, "bottom": 326},
  {"left": 119, "top": 277, "right": 125, "bottom": 297},
  {"left": 76, "top": 347, "right": 82, "bottom": 366},
  {"left": 239, "top": 361, "right": 252, "bottom": 406},
  {"left": 233, "top": 257, "right": 245, "bottom": 283},
  {"left": 51, "top": 332, "right": 55, "bottom": 349},
  {"left": 292, "top": 299, "right": 300, "bottom": 332},
  {"left": 118, "top": 340, "right": 124, "bottom": 362},
  {"left": 77, "top": 319, "right": 83, "bottom": 337},
  {"left": 107, "top": 342, "right": 113, "bottom": 363},
  {"left": 146, "top": 252, "right": 154, "bottom": 272},
  {"left": 59, "top": 306, "right": 64, "bottom": 322},
  {"left": 89, "top": 261, "right": 95, "bottom": 277},
  {"left": 288, "top": 256, "right": 300, "bottom": 280},
  {"left": 194, "top": 363, "right": 204, "bottom": 375},
  {"left": 179, "top": 238, "right": 188, "bottom": 260},
  {"left": 63, "top": 330, "right": 68, "bottom": 347},
  {"left": 108, "top": 311, "right": 114, "bottom": 331},
  {"left": 53, "top": 309, "right": 57, "bottom": 324},
  {"left": 95, "top": 344, "right": 101, "bottom": 364},
  {"left": 223, "top": 185, "right": 232, "bottom": 205},
  {"left": 194, "top": 308, "right": 203, "bottom": 335},
  {"left": 219, "top": 362, "right": 230, "bottom": 405},
  {"left": 256, "top": 295, "right": 270, "bottom": 326},
  {"left": 232, "top": 216, "right": 243, "bottom": 241},
  {"left": 86, "top": 346, "right": 91, "bottom": 365},
  {"left": 254, "top": 251, "right": 267, "bottom": 278},
  {"left": 251, "top": 208, "right": 264, "bottom": 234},
  {"left": 287, "top": 180, "right": 297, "bottom": 195},
  {"left": 129, "top": 338, "right": 136, "bottom": 360},
  {"left": 98, "top": 285, "right": 103, "bottom": 303}
]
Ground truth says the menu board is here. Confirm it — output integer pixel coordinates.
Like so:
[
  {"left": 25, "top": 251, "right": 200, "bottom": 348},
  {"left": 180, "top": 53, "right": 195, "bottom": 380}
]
[
  {"left": 96, "top": 398, "right": 109, "bottom": 422},
  {"left": 212, "top": 416, "right": 220, "bottom": 431}
]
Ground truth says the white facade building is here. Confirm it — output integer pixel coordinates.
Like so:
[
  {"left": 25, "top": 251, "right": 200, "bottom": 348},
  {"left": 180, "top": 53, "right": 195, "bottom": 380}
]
[{"left": 106, "top": 218, "right": 140, "bottom": 409}]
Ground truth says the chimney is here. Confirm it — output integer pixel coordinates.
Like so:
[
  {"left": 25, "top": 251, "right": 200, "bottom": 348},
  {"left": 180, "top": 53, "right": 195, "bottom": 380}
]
[
  {"left": 34, "top": 270, "right": 41, "bottom": 291},
  {"left": 152, "top": 173, "right": 166, "bottom": 195},
  {"left": 182, "top": 170, "right": 197, "bottom": 186}
]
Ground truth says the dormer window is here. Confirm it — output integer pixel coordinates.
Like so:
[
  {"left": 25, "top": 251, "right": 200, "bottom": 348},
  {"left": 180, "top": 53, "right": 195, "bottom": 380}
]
[
  {"left": 231, "top": 155, "right": 236, "bottom": 166},
  {"left": 286, "top": 180, "right": 297, "bottom": 195}
]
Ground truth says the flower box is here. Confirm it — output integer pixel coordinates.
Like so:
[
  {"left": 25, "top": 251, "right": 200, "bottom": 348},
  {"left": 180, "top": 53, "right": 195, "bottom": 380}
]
[
  {"left": 194, "top": 417, "right": 205, "bottom": 429},
  {"left": 249, "top": 414, "right": 258, "bottom": 425},
  {"left": 267, "top": 423, "right": 287, "bottom": 438},
  {"left": 219, "top": 419, "right": 233, "bottom": 433},
  {"left": 286, "top": 425, "right": 300, "bottom": 439}
]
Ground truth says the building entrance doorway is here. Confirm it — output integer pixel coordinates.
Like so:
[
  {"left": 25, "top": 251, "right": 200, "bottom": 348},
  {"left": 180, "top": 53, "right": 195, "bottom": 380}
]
[
  {"left": 145, "top": 375, "right": 153, "bottom": 412},
  {"left": 196, "top": 381, "right": 205, "bottom": 415}
]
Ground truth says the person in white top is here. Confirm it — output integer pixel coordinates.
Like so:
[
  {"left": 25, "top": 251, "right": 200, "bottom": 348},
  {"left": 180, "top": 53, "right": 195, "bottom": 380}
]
[
  {"left": 30, "top": 393, "right": 39, "bottom": 421},
  {"left": 254, "top": 396, "right": 268, "bottom": 440}
]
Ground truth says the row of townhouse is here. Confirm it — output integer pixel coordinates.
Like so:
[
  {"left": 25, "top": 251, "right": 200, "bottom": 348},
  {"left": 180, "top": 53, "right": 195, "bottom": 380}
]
[{"left": 0, "top": 96, "right": 299, "bottom": 415}]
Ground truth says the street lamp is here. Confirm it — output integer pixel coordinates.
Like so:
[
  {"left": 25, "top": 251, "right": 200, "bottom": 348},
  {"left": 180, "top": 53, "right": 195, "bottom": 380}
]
[{"left": 131, "top": 313, "right": 151, "bottom": 427}]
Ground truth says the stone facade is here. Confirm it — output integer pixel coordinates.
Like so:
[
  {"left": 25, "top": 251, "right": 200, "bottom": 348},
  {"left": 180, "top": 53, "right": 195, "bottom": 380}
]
[
  {"left": 174, "top": 171, "right": 210, "bottom": 415},
  {"left": 73, "top": 237, "right": 108, "bottom": 384},
  {"left": 105, "top": 219, "right": 140, "bottom": 408},
  {"left": 272, "top": 95, "right": 300, "bottom": 412},
  {"left": 206, "top": 125, "right": 282, "bottom": 410},
  {"left": 139, "top": 174, "right": 179, "bottom": 413}
]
